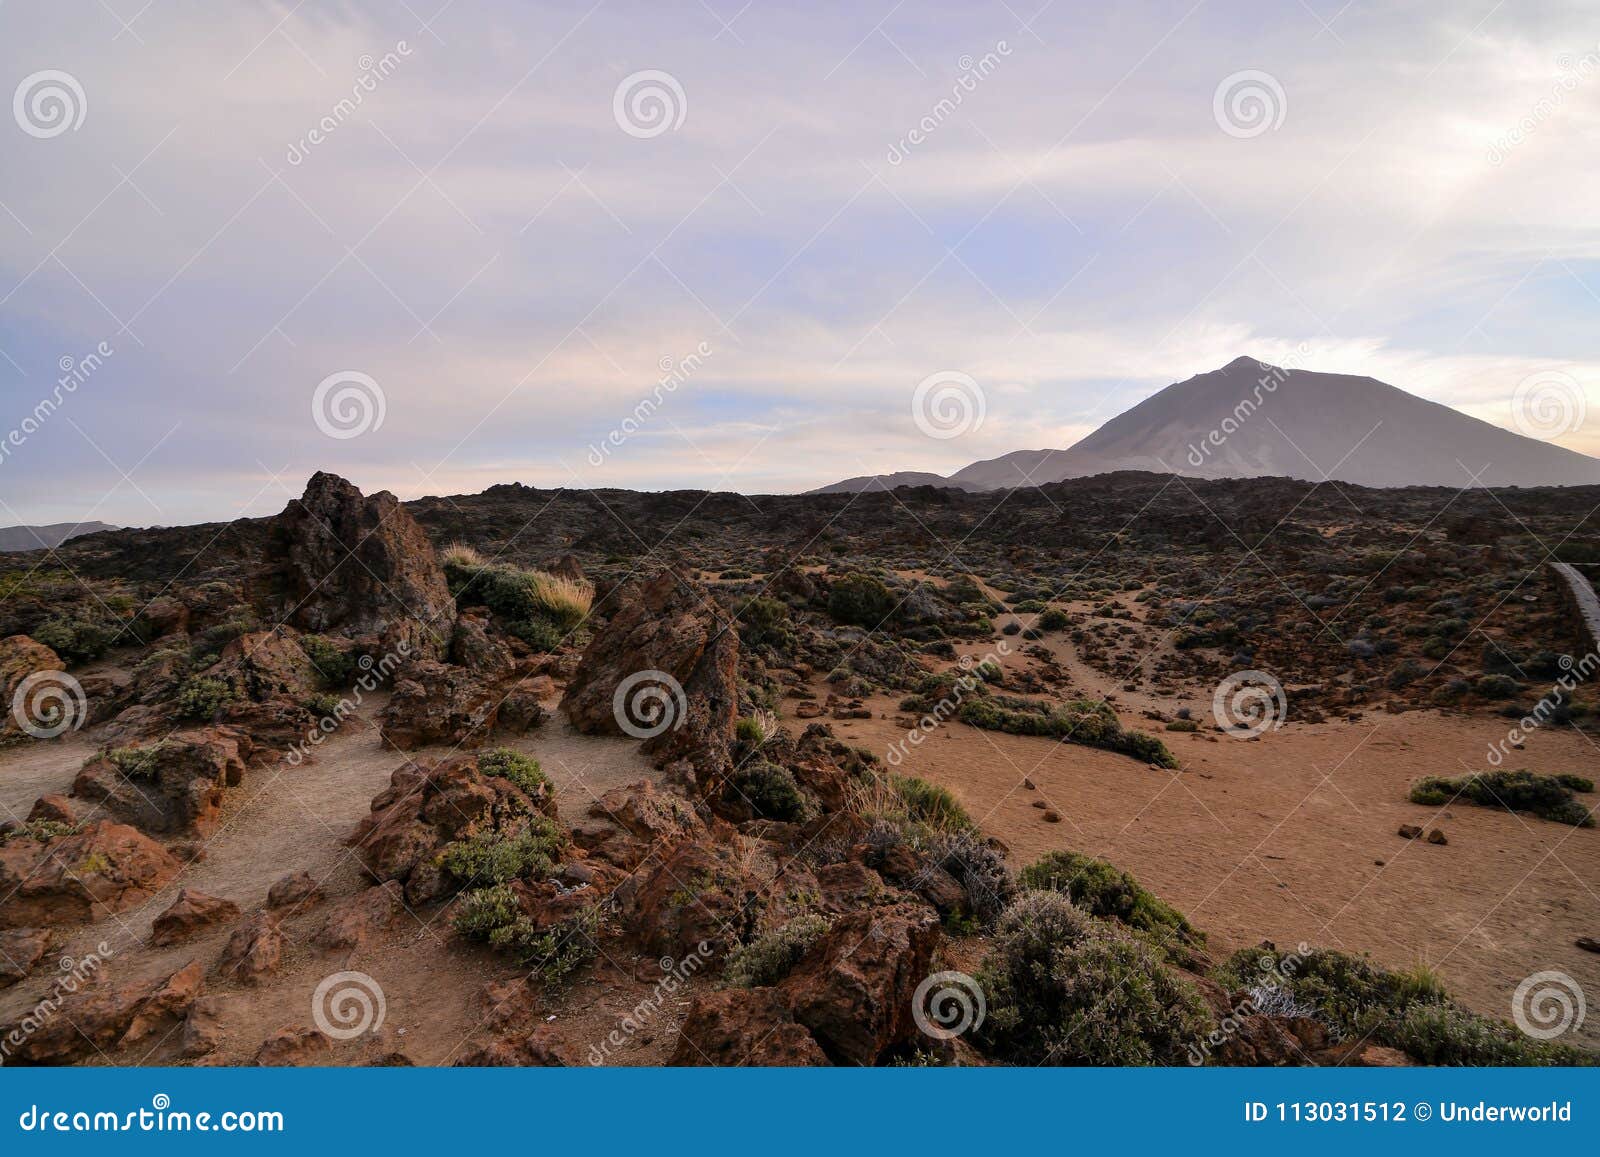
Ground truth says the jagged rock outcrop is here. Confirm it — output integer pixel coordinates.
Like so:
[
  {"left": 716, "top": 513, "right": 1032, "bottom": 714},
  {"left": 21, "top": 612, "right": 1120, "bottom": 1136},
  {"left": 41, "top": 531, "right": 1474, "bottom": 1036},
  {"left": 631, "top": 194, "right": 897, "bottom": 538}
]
[
  {"left": 670, "top": 988, "right": 830, "bottom": 1066},
  {"left": 216, "top": 910, "right": 283, "bottom": 985},
  {"left": 258, "top": 472, "right": 454, "bottom": 661},
  {"left": 347, "top": 754, "right": 556, "bottom": 905},
  {"left": 0, "top": 960, "right": 203, "bottom": 1065},
  {"left": 562, "top": 569, "right": 739, "bottom": 794},
  {"left": 455, "top": 1023, "right": 586, "bottom": 1067},
  {"left": 0, "top": 927, "right": 52, "bottom": 988},
  {"left": 378, "top": 661, "right": 499, "bottom": 750},
  {"left": 0, "top": 821, "right": 181, "bottom": 928},
  {"left": 71, "top": 728, "right": 248, "bottom": 838},
  {"left": 777, "top": 902, "right": 941, "bottom": 1066}
]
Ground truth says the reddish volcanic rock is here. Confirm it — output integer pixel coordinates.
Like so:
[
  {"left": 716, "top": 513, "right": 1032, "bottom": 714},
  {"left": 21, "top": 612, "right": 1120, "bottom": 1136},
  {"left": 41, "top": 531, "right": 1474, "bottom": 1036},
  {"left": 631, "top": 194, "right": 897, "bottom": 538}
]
[{"left": 0, "top": 821, "right": 181, "bottom": 929}]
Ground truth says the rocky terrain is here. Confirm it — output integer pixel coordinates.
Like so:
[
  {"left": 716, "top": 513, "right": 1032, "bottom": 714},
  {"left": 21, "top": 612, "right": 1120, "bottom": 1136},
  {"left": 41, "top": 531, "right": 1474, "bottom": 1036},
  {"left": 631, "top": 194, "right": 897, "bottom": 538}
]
[{"left": 0, "top": 469, "right": 1596, "bottom": 1067}]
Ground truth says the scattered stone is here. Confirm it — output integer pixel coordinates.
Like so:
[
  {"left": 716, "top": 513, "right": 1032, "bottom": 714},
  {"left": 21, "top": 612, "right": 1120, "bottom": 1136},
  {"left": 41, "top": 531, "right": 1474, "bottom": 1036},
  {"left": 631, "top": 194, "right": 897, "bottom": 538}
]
[
  {"left": 216, "top": 911, "right": 284, "bottom": 985},
  {"left": 454, "top": 1024, "right": 586, "bottom": 1067},
  {"left": 72, "top": 728, "right": 249, "bottom": 838},
  {"left": 253, "top": 1025, "right": 332, "bottom": 1066},
  {"left": 1425, "top": 829, "right": 1448, "bottom": 845},
  {"left": 179, "top": 995, "right": 228, "bottom": 1058},
  {"left": 258, "top": 472, "right": 454, "bottom": 660},
  {"left": 1041, "top": 809, "right": 1062, "bottom": 823},
  {"left": 152, "top": 889, "right": 242, "bottom": 947},
  {"left": 313, "top": 881, "right": 406, "bottom": 952},
  {"left": 266, "top": 870, "right": 324, "bottom": 912},
  {"left": 779, "top": 902, "right": 940, "bottom": 1066},
  {"left": 1397, "top": 824, "right": 1422, "bottom": 840},
  {"left": 0, "top": 927, "right": 52, "bottom": 988},
  {"left": 1575, "top": 937, "right": 1600, "bottom": 954}
]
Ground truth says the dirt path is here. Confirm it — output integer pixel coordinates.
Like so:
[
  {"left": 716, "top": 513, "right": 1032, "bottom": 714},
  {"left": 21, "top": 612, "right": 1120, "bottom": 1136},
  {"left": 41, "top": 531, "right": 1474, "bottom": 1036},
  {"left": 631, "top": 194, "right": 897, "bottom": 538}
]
[{"left": 0, "top": 695, "right": 667, "bottom": 1066}]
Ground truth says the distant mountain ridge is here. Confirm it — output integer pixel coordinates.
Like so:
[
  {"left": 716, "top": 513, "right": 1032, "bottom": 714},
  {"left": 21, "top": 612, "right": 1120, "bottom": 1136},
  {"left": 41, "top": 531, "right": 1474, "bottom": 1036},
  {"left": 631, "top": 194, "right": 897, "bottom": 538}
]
[
  {"left": 0, "top": 521, "right": 118, "bottom": 552},
  {"left": 815, "top": 357, "right": 1600, "bottom": 493}
]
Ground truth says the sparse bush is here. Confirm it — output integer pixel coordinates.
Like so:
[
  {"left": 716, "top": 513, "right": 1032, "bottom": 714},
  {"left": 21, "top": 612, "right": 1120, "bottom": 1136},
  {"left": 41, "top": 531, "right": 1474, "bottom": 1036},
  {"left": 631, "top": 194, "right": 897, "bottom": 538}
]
[
  {"left": 1020, "top": 850, "right": 1202, "bottom": 954},
  {"left": 958, "top": 697, "right": 1176, "bottom": 768},
  {"left": 105, "top": 743, "right": 168, "bottom": 779},
  {"left": 977, "top": 892, "right": 1213, "bottom": 1065},
  {"left": 302, "top": 634, "right": 356, "bottom": 688},
  {"left": 174, "top": 675, "right": 237, "bottom": 720},
  {"left": 32, "top": 617, "right": 114, "bottom": 664},
  {"left": 478, "top": 748, "right": 550, "bottom": 797},
  {"left": 1408, "top": 770, "right": 1592, "bottom": 826},
  {"left": 736, "top": 596, "right": 792, "bottom": 649},
  {"left": 1038, "top": 608, "right": 1070, "bottom": 631},
  {"left": 441, "top": 542, "right": 485, "bottom": 568},
  {"left": 723, "top": 914, "right": 832, "bottom": 987},
  {"left": 890, "top": 774, "right": 973, "bottom": 832},
  {"left": 827, "top": 572, "right": 897, "bottom": 628},
  {"left": 510, "top": 617, "right": 564, "bottom": 652},
  {"left": 440, "top": 815, "right": 564, "bottom": 886},
  {"left": 1474, "top": 673, "right": 1520, "bottom": 699},
  {"left": 729, "top": 760, "right": 810, "bottom": 822},
  {"left": 924, "top": 828, "right": 1015, "bottom": 923},
  {"left": 447, "top": 562, "right": 593, "bottom": 631},
  {"left": 452, "top": 884, "right": 598, "bottom": 985}
]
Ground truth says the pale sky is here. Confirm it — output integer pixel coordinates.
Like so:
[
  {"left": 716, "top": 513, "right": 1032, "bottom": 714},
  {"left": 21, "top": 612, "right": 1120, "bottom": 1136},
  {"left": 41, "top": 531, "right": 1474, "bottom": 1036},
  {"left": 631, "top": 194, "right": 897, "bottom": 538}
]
[{"left": 1, "top": 0, "right": 1597, "bottom": 527}]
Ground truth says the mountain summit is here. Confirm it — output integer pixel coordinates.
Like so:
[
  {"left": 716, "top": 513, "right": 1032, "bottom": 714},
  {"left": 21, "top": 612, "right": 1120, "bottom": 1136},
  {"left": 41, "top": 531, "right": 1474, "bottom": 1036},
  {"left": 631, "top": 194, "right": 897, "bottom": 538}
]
[{"left": 815, "top": 358, "right": 1600, "bottom": 493}]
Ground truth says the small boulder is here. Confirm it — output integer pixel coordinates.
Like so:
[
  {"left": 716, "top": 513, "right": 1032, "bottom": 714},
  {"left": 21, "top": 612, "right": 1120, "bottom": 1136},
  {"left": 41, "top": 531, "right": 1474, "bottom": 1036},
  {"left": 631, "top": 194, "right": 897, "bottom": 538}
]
[
  {"left": 152, "top": 889, "right": 242, "bottom": 946},
  {"left": 252, "top": 1025, "right": 331, "bottom": 1066},
  {"left": 0, "top": 927, "right": 52, "bottom": 988},
  {"left": 669, "top": 988, "right": 829, "bottom": 1066},
  {"left": 0, "top": 821, "right": 180, "bottom": 929},
  {"left": 216, "top": 911, "right": 283, "bottom": 985},
  {"left": 266, "top": 870, "right": 324, "bottom": 912}
]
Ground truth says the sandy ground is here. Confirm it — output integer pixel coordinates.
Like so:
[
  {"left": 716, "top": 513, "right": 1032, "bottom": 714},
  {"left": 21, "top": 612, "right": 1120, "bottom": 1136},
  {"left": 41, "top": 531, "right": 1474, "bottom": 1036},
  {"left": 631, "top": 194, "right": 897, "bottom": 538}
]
[{"left": 808, "top": 590, "right": 1600, "bottom": 1052}]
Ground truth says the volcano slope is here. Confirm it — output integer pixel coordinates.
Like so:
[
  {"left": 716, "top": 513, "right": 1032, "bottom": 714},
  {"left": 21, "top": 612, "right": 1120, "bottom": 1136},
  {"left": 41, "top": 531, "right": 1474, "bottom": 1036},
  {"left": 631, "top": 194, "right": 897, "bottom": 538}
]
[{"left": 1, "top": 470, "right": 1596, "bottom": 1066}]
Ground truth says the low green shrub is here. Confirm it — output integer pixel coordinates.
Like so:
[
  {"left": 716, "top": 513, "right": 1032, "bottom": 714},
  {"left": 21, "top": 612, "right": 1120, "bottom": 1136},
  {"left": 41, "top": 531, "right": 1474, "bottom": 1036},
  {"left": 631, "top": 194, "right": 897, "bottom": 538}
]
[
  {"left": 977, "top": 892, "right": 1213, "bottom": 1065},
  {"left": 1020, "top": 851, "right": 1202, "bottom": 952},
  {"left": 729, "top": 761, "right": 810, "bottom": 822},
  {"left": 723, "top": 914, "right": 832, "bottom": 987},
  {"left": 1408, "top": 770, "right": 1593, "bottom": 826},
  {"left": 302, "top": 634, "right": 356, "bottom": 688},
  {"left": 174, "top": 675, "right": 237, "bottom": 720},
  {"left": 440, "top": 815, "right": 564, "bottom": 886},
  {"left": 452, "top": 884, "right": 598, "bottom": 985},
  {"left": 477, "top": 748, "right": 550, "bottom": 798}
]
